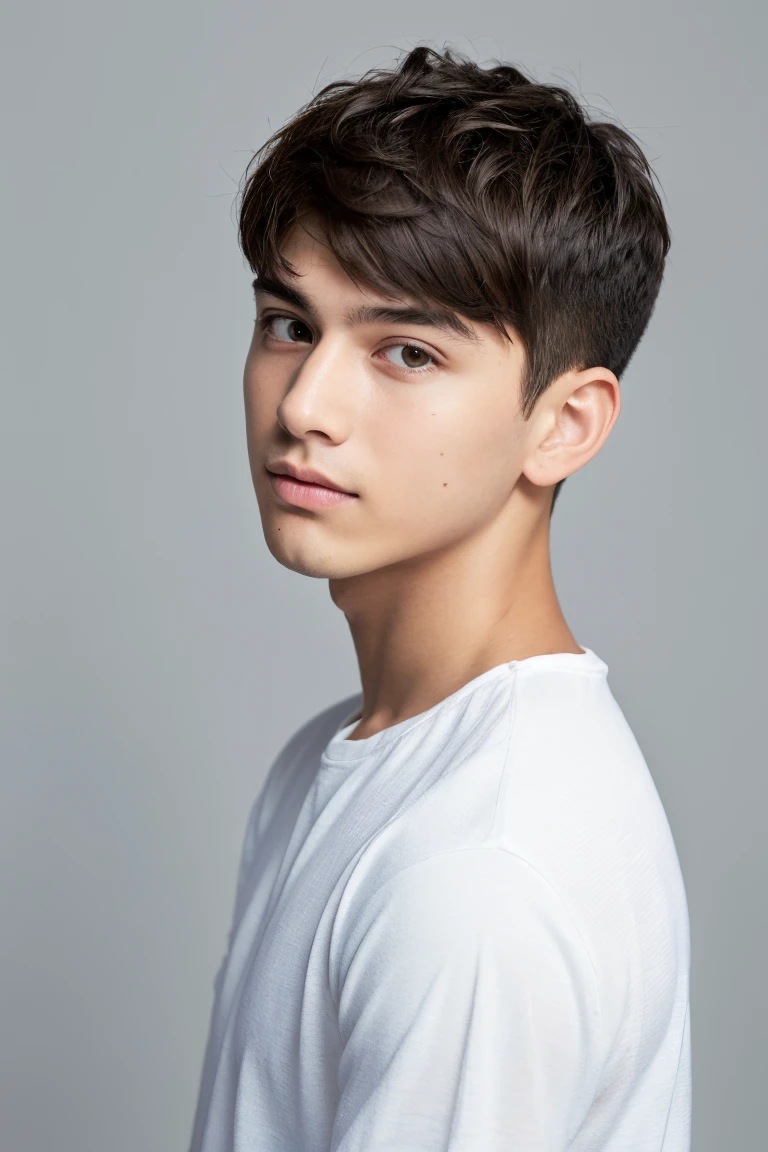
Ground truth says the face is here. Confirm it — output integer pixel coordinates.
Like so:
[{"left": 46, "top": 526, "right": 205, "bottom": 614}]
[{"left": 243, "top": 220, "right": 541, "bottom": 582}]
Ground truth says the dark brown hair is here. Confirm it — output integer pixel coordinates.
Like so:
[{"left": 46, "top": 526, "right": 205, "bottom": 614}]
[{"left": 238, "top": 46, "right": 670, "bottom": 512}]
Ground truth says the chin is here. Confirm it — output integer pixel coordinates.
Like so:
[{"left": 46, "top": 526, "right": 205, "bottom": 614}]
[
  {"left": 261, "top": 519, "right": 358, "bottom": 579},
  {"left": 264, "top": 518, "right": 420, "bottom": 580}
]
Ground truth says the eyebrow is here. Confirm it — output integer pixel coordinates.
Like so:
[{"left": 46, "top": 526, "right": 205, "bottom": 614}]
[
  {"left": 252, "top": 276, "right": 478, "bottom": 342},
  {"left": 252, "top": 275, "right": 312, "bottom": 313},
  {"left": 345, "top": 304, "right": 478, "bottom": 342}
]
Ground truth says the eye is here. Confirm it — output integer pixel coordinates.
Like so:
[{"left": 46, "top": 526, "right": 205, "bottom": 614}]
[
  {"left": 263, "top": 315, "right": 313, "bottom": 344},
  {"left": 380, "top": 344, "right": 435, "bottom": 371}
]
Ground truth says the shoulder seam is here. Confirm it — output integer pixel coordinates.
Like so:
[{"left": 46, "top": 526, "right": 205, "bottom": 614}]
[
  {"left": 361, "top": 844, "right": 605, "bottom": 1101},
  {"left": 366, "top": 843, "right": 602, "bottom": 994},
  {"left": 330, "top": 843, "right": 606, "bottom": 1091}
]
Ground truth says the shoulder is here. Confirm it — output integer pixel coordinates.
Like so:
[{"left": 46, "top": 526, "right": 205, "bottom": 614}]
[
  {"left": 495, "top": 662, "right": 690, "bottom": 1048},
  {"left": 496, "top": 661, "right": 687, "bottom": 917},
  {"left": 331, "top": 845, "right": 603, "bottom": 1047},
  {"left": 336, "top": 845, "right": 598, "bottom": 973}
]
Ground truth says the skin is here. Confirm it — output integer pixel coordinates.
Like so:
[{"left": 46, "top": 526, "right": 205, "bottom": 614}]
[{"left": 244, "top": 218, "right": 621, "bottom": 739}]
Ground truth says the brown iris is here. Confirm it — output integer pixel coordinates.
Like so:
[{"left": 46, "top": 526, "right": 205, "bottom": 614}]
[{"left": 400, "top": 346, "right": 430, "bottom": 368}]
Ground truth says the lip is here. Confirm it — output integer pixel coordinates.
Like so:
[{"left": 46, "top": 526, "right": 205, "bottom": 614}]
[
  {"left": 267, "top": 460, "right": 354, "bottom": 492},
  {"left": 265, "top": 460, "right": 358, "bottom": 510}
]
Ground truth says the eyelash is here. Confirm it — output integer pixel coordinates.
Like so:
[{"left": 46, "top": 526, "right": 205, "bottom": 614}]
[{"left": 257, "top": 312, "right": 440, "bottom": 377}]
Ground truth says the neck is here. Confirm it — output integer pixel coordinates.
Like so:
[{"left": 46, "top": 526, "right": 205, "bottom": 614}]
[{"left": 329, "top": 488, "right": 580, "bottom": 740}]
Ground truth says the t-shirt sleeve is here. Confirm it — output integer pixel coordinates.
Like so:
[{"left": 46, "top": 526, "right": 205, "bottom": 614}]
[{"left": 329, "top": 846, "right": 605, "bottom": 1151}]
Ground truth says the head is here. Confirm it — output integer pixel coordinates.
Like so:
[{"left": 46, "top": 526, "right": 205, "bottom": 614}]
[{"left": 239, "top": 46, "right": 669, "bottom": 582}]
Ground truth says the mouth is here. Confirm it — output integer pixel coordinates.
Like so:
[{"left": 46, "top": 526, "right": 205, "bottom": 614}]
[{"left": 265, "top": 465, "right": 359, "bottom": 511}]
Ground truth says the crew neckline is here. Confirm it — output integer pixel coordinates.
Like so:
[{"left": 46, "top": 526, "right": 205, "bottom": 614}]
[{"left": 321, "top": 646, "right": 606, "bottom": 765}]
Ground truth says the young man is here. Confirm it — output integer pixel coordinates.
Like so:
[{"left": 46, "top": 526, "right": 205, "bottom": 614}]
[{"left": 189, "top": 47, "right": 691, "bottom": 1152}]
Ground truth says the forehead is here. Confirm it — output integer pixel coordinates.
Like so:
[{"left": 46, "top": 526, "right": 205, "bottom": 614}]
[{"left": 277, "top": 218, "right": 418, "bottom": 307}]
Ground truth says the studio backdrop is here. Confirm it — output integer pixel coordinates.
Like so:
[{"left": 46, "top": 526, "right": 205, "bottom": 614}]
[{"left": 1, "top": 2, "right": 765, "bottom": 1150}]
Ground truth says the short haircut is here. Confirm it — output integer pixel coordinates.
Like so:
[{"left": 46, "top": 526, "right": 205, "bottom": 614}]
[{"left": 238, "top": 46, "right": 670, "bottom": 512}]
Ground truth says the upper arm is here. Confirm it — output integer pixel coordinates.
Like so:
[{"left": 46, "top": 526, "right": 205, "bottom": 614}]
[{"left": 331, "top": 847, "right": 604, "bottom": 1151}]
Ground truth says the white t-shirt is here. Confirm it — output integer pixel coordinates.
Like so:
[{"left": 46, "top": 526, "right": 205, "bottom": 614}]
[{"left": 188, "top": 647, "right": 691, "bottom": 1151}]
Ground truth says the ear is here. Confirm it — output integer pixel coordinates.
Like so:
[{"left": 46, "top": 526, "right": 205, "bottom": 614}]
[{"left": 520, "top": 367, "right": 621, "bottom": 489}]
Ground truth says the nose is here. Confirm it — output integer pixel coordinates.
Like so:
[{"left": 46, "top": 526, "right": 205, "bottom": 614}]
[{"left": 276, "top": 336, "right": 354, "bottom": 445}]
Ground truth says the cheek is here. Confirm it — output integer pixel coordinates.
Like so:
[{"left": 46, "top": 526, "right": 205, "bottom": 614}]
[{"left": 369, "top": 395, "right": 524, "bottom": 524}]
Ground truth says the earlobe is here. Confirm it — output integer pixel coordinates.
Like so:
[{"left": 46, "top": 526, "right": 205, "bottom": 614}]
[{"left": 522, "top": 368, "right": 620, "bottom": 489}]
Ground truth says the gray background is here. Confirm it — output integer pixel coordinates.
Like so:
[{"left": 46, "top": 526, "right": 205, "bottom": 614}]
[{"left": 1, "top": 1, "right": 765, "bottom": 1148}]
